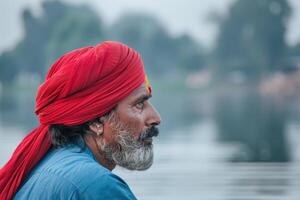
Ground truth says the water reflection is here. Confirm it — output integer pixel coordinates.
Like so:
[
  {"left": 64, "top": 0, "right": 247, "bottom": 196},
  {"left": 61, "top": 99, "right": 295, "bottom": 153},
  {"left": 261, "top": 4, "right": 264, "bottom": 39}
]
[
  {"left": 1, "top": 87, "right": 300, "bottom": 199},
  {"left": 214, "top": 86, "right": 290, "bottom": 162},
  {"left": 0, "top": 85, "right": 38, "bottom": 131}
]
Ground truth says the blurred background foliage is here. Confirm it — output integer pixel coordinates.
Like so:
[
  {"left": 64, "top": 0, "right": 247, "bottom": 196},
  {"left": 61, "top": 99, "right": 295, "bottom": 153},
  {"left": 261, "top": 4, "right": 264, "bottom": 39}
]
[
  {"left": 0, "top": 0, "right": 205, "bottom": 83},
  {"left": 1, "top": 0, "right": 298, "bottom": 84}
]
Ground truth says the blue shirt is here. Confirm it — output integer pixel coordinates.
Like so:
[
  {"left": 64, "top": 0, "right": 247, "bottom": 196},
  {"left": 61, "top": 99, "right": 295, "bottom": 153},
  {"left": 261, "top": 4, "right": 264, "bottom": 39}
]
[{"left": 14, "top": 142, "right": 137, "bottom": 200}]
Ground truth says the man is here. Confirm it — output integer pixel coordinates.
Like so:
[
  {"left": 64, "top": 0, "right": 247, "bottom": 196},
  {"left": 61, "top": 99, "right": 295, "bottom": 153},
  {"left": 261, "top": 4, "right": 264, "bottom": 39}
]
[{"left": 0, "top": 41, "right": 161, "bottom": 199}]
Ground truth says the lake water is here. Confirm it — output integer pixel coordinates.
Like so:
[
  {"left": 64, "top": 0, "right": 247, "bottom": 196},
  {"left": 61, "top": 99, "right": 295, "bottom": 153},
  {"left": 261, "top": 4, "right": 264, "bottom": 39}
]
[{"left": 1, "top": 119, "right": 300, "bottom": 200}]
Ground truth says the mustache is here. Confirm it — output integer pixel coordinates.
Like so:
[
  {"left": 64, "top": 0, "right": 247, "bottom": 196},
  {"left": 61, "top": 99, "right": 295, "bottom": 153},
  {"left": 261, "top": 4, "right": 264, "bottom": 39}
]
[{"left": 139, "top": 126, "right": 159, "bottom": 141}]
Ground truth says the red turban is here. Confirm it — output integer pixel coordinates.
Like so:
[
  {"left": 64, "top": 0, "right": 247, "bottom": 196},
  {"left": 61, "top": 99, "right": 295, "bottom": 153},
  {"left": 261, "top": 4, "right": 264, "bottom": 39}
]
[{"left": 0, "top": 41, "right": 148, "bottom": 199}]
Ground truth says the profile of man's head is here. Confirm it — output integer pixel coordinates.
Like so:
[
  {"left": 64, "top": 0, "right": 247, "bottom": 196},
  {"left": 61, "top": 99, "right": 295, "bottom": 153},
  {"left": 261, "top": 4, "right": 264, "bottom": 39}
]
[
  {"left": 49, "top": 83, "right": 160, "bottom": 171},
  {"left": 46, "top": 42, "right": 161, "bottom": 171}
]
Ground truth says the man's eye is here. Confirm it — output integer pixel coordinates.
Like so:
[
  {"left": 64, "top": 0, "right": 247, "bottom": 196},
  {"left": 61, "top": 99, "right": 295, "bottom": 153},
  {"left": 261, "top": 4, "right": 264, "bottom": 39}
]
[{"left": 136, "top": 101, "right": 144, "bottom": 109}]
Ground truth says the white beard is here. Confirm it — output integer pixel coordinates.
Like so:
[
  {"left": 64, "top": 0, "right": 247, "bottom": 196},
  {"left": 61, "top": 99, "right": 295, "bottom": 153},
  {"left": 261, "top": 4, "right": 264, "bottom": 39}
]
[{"left": 97, "top": 116, "right": 154, "bottom": 171}]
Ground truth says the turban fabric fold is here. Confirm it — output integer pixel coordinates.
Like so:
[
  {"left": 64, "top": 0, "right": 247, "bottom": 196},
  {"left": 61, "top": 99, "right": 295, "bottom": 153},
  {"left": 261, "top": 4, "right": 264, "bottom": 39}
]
[{"left": 0, "top": 41, "right": 147, "bottom": 199}]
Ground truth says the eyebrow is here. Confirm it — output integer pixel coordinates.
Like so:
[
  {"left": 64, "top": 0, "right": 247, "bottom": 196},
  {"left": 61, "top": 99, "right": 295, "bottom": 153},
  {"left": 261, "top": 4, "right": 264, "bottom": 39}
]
[{"left": 135, "top": 94, "right": 152, "bottom": 103}]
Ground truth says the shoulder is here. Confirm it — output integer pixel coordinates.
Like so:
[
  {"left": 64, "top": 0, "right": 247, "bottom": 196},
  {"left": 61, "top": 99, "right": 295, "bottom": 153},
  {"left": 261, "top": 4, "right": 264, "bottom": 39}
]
[
  {"left": 79, "top": 171, "right": 137, "bottom": 200},
  {"left": 39, "top": 146, "right": 112, "bottom": 189},
  {"left": 25, "top": 145, "right": 137, "bottom": 200},
  {"left": 44, "top": 147, "right": 136, "bottom": 199}
]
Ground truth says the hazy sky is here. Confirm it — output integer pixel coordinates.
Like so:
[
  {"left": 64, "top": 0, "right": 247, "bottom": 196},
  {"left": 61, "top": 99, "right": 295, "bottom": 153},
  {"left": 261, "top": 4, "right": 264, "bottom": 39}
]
[{"left": 1, "top": 0, "right": 300, "bottom": 53}]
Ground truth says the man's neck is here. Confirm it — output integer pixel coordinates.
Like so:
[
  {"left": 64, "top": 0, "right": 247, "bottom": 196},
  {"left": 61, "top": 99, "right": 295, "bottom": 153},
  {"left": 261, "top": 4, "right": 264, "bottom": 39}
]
[{"left": 84, "top": 135, "right": 116, "bottom": 171}]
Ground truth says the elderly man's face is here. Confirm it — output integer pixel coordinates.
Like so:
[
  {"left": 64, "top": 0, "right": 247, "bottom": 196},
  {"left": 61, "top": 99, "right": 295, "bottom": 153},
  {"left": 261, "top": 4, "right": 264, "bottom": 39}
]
[{"left": 100, "top": 83, "right": 161, "bottom": 170}]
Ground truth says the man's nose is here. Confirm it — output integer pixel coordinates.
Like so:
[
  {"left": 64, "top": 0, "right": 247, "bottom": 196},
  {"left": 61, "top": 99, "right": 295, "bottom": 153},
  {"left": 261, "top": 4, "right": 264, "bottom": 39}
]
[{"left": 146, "top": 103, "right": 161, "bottom": 127}]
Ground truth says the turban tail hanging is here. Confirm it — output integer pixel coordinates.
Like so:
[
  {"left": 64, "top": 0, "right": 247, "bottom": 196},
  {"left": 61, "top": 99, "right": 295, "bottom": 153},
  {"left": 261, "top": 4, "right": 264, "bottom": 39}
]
[{"left": 0, "top": 41, "right": 150, "bottom": 199}]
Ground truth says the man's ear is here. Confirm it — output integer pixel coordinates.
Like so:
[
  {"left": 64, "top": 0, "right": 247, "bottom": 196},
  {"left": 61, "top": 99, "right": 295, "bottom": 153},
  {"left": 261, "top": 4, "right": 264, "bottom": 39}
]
[{"left": 89, "top": 122, "right": 104, "bottom": 137}]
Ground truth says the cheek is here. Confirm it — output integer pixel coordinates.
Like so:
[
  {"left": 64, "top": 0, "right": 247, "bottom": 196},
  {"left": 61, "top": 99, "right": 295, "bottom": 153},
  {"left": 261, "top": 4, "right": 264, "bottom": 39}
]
[
  {"left": 102, "top": 123, "right": 116, "bottom": 143},
  {"left": 128, "top": 119, "right": 144, "bottom": 139},
  {"left": 122, "top": 108, "right": 146, "bottom": 139}
]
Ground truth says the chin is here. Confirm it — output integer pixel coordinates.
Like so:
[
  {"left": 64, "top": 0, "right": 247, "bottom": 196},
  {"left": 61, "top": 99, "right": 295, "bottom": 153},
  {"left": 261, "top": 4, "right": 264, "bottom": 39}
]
[
  {"left": 135, "top": 160, "right": 153, "bottom": 171},
  {"left": 114, "top": 146, "right": 154, "bottom": 171},
  {"left": 122, "top": 159, "right": 153, "bottom": 171}
]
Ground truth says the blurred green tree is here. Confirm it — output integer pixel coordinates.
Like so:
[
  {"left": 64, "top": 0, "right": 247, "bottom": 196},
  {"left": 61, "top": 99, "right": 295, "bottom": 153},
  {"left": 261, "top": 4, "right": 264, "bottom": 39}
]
[
  {"left": 44, "top": 2, "right": 106, "bottom": 70},
  {"left": 0, "top": 1, "right": 206, "bottom": 86},
  {"left": 214, "top": 0, "right": 291, "bottom": 80},
  {"left": 0, "top": 52, "right": 18, "bottom": 85},
  {"left": 109, "top": 13, "right": 205, "bottom": 76},
  {"left": 0, "top": 0, "right": 105, "bottom": 83}
]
